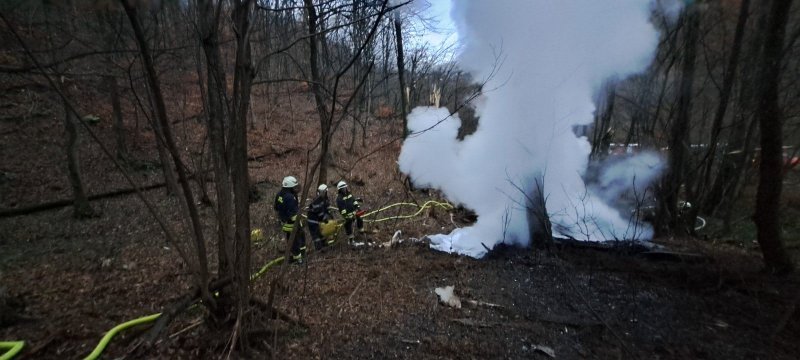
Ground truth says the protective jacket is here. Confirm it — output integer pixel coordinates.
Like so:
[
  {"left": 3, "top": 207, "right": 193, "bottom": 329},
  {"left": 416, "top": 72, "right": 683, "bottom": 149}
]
[
  {"left": 274, "top": 187, "right": 300, "bottom": 232},
  {"left": 336, "top": 192, "right": 360, "bottom": 219},
  {"left": 307, "top": 195, "right": 331, "bottom": 223}
]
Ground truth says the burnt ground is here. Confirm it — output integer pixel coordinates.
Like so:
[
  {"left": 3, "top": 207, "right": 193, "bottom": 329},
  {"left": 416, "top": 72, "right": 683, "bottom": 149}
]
[
  {"left": 261, "top": 240, "right": 800, "bottom": 360},
  {"left": 1, "top": 73, "right": 799, "bottom": 359},
  {"left": 2, "top": 196, "right": 799, "bottom": 359}
]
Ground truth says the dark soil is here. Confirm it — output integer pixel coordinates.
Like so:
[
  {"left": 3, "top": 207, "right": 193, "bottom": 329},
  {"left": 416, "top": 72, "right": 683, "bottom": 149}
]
[{"left": 3, "top": 201, "right": 799, "bottom": 359}]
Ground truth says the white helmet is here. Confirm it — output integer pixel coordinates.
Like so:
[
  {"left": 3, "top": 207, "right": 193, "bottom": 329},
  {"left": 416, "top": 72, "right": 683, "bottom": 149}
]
[
  {"left": 336, "top": 181, "right": 348, "bottom": 190},
  {"left": 317, "top": 184, "right": 328, "bottom": 193},
  {"left": 282, "top": 176, "right": 298, "bottom": 188}
]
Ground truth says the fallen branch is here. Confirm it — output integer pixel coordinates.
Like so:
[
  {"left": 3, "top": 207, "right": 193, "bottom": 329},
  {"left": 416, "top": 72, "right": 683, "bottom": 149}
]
[
  {"left": 0, "top": 181, "right": 168, "bottom": 218},
  {"left": 525, "top": 313, "right": 602, "bottom": 328},
  {"left": 250, "top": 297, "right": 306, "bottom": 328},
  {"left": 168, "top": 317, "right": 204, "bottom": 339},
  {"left": 338, "top": 278, "right": 367, "bottom": 316},
  {"left": 0, "top": 170, "right": 212, "bottom": 218},
  {"left": 451, "top": 318, "right": 494, "bottom": 328},
  {"left": 24, "top": 334, "right": 57, "bottom": 357},
  {"left": 129, "top": 277, "right": 232, "bottom": 356},
  {"left": 553, "top": 237, "right": 656, "bottom": 253},
  {"left": 248, "top": 154, "right": 268, "bottom": 162},
  {"left": 464, "top": 299, "right": 504, "bottom": 309},
  {"left": 638, "top": 250, "right": 711, "bottom": 263}
]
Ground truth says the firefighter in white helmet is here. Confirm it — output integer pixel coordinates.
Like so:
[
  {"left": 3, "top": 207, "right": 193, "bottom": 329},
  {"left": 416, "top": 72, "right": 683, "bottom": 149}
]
[
  {"left": 336, "top": 180, "right": 365, "bottom": 244},
  {"left": 274, "top": 176, "right": 305, "bottom": 263},
  {"left": 307, "top": 183, "right": 334, "bottom": 250}
]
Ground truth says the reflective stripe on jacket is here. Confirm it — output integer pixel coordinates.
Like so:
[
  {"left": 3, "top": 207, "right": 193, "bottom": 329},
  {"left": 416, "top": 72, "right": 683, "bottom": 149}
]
[
  {"left": 274, "top": 187, "right": 299, "bottom": 225},
  {"left": 307, "top": 195, "right": 330, "bottom": 222},
  {"left": 336, "top": 192, "right": 360, "bottom": 219}
]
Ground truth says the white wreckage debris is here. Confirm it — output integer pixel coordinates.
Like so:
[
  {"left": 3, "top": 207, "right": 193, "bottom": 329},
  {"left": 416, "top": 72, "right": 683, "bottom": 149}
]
[
  {"left": 427, "top": 228, "right": 489, "bottom": 258},
  {"left": 435, "top": 285, "right": 504, "bottom": 310},
  {"left": 349, "top": 230, "right": 423, "bottom": 249},
  {"left": 434, "top": 285, "right": 462, "bottom": 309}
]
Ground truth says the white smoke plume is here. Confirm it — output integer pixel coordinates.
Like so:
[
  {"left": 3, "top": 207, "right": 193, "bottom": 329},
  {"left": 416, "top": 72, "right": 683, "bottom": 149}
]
[
  {"left": 589, "top": 152, "right": 665, "bottom": 207},
  {"left": 399, "top": 0, "right": 674, "bottom": 258}
]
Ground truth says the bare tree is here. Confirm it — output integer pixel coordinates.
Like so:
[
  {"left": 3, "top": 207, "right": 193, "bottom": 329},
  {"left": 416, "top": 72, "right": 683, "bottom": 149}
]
[
  {"left": 122, "top": 0, "right": 215, "bottom": 310},
  {"left": 394, "top": 11, "right": 408, "bottom": 138},
  {"left": 700, "top": 0, "right": 754, "bottom": 216},
  {"left": 591, "top": 81, "right": 617, "bottom": 159},
  {"left": 197, "top": 0, "right": 236, "bottom": 312},
  {"left": 753, "top": 0, "right": 794, "bottom": 274},
  {"left": 658, "top": 4, "right": 700, "bottom": 234},
  {"left": 62, "top": 97, "right": 96, "bottom": 218},
  {"left": 698, "top": 0, "right": 751, "bottom": 214},
  {"left": 228, "top": 1, "right": 256, "bottom": 348},
  {"left": 303, "top": 0, "right": 333, "bottom": 184}
]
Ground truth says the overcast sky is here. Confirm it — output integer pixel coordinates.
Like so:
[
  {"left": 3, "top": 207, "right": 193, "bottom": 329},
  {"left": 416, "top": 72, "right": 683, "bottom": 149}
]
[{"left": 417, "top": 0, "right": 459, "bottom": 53}]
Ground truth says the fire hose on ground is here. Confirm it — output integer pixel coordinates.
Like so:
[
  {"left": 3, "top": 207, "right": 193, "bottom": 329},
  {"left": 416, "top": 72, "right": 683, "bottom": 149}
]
[
  {"left": 0, "top": 342, "right": 23, "bottom": 360},
  {"left": 1, "top": 200, "right": 453, "bottom": 360}
]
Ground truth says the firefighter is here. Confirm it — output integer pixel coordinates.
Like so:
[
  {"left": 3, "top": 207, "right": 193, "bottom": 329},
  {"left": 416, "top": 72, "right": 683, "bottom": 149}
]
[
  {"left": 336, "top": 181, "right": 365, "bottom": 244},
  {"left": 274, "top": 176, "right": 305, "bottom": 263},
  {"left": 307, "top": 183, "right": 333, "bottom": 250}
]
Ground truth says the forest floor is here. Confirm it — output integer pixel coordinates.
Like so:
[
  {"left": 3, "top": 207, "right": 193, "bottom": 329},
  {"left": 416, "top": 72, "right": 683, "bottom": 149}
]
[{"left": 1, "top": 79, "right": 799, "bottom": 359}]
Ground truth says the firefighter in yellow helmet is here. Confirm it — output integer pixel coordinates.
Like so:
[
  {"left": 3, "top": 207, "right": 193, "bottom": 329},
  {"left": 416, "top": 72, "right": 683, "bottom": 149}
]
[{"left": 274, "top": 176, "right": 305, "bottom": 263}]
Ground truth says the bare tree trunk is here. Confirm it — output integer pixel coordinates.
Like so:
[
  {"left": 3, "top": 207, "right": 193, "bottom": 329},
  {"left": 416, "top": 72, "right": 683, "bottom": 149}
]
[
  {"left": 143, "top": 78, "right": 181, "bottom": 196},
  {"left": 527, "top": 176, "right": 552, "bottom": 250},
  {"left": 63, "top": 99, "right": 95, "bottom": 218},
  {"left": 699, "top": 0, "right": 750, "bottom": 214},
  {"left": 394, "top": 14, "right": 408, "bottom": 138},
  {"left": 753, "top": 0, "right": 794, "bottom": 274},
  {"left": 198, "top": 0, "right": 255, "bottom": 341},
  {"left": 349, "top": 109, "right": 357, "bottom": 152},
  {"left": 230, "top": 0, "right": 255, "bottom": 350},
  {"left": 191, "top": 31, "right": 213, "bottom": 206},
  {"left": 707, "top": 4, "right": 769, "bottom": 219},
  {"left": 591, "top": 81, "right": 616, "bottom": 159},
  {"left": 199, "top": 0, "right": 235, "bottom": 298},
  {"left": 106, "top": 75, "right": 128, "bottom": 163},
  {"left": 304, "top": 0, "right": 331, "bottom": 184},
  {"left": 658, "top": 6, "right": 699, "bottom": 234},
  {"left": 122, "top": 0, "right": 215, "bottom": 308},
  {"left": 409, "top": 51, "right": 419, "bottom": 108},
  {"left": 719, "top": 114, "right": 758, "bottom": 232}
]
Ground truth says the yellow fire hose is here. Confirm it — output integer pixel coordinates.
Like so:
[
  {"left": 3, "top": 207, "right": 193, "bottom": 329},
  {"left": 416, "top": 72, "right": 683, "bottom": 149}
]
[
  {"left": 361, "top": 200, "right": 453, "bottom": 223},
  {"left": 2, "top": 199, "right": 453, "bottom": 360},
  {"left": 83, "top": 313, "right": 162, "bottom": 360},
  {"left": 306, "top": 200, "right": 454, "bottom": 238},
  {"left": 0, "top": 341, "right": 24, "bottom": 360},
  {"left": 82, "top": 255, "right": 288, "bottom": 360},
  {"left": 250, "top": 256, "right": 286, "bottom": 281}
]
